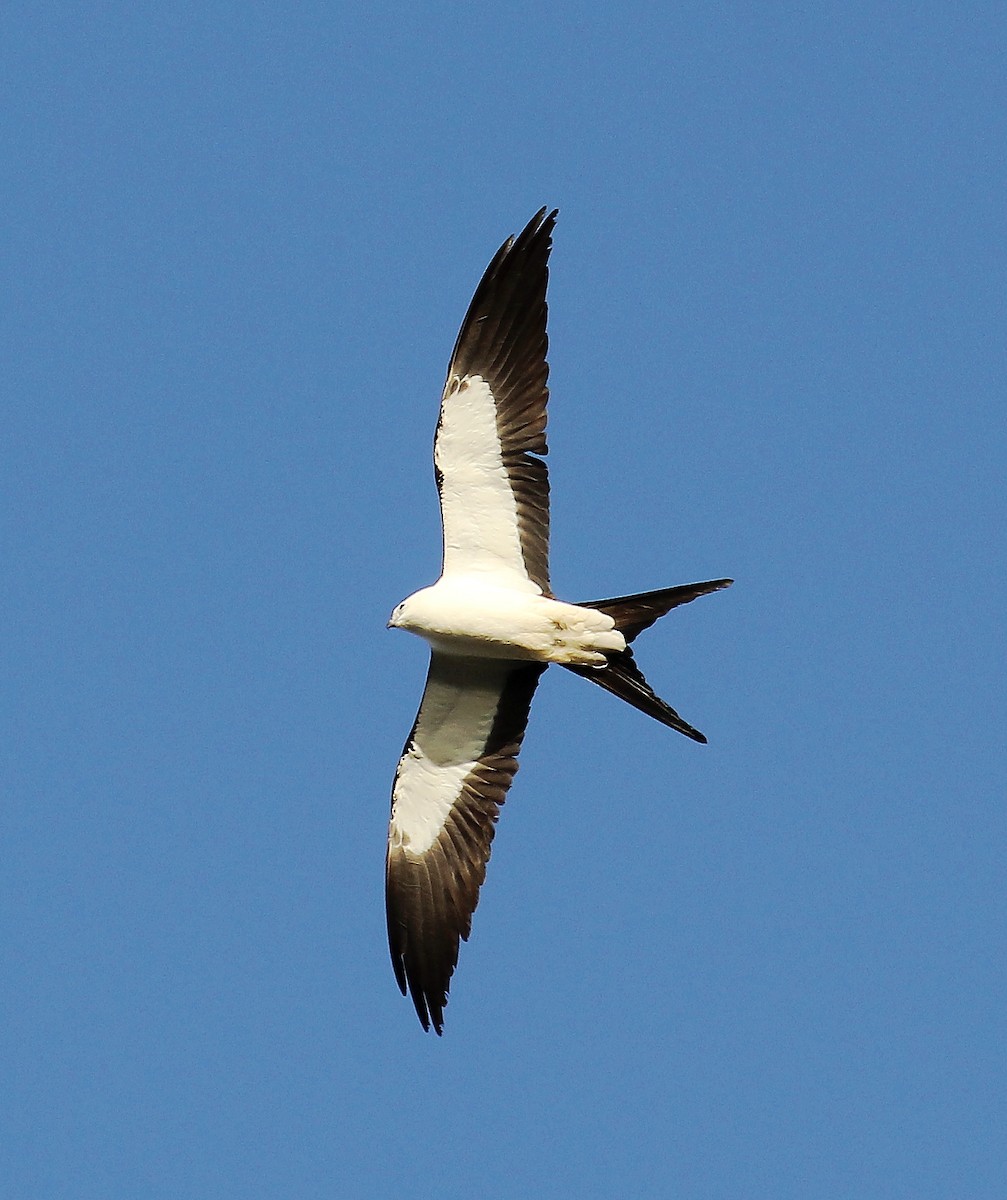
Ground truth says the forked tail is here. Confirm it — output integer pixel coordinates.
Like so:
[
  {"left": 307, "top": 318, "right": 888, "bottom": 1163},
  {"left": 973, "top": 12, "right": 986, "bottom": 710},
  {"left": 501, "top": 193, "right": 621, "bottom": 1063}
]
[{"left": 564, "top": 579, "right": 732, "bottom": 742}]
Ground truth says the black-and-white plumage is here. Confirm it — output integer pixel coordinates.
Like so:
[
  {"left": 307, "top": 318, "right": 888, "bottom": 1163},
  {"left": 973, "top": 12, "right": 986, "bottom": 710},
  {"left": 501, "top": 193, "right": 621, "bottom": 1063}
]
[{"left": 386, "top": 210, "right": 731, "bottom": 1033}]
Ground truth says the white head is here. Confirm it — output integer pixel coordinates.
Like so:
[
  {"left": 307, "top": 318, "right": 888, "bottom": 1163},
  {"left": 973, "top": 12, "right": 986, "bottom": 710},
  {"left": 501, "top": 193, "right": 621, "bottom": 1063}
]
[{"left": 387, "top": 590, "right": 425, "bottom": 632}]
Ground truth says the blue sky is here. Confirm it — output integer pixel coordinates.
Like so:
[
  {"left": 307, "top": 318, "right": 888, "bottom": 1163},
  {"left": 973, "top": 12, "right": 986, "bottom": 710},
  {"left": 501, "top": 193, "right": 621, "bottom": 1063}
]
[{"left": 4, "top": 2, "right": 1005, "bottom": 1197}]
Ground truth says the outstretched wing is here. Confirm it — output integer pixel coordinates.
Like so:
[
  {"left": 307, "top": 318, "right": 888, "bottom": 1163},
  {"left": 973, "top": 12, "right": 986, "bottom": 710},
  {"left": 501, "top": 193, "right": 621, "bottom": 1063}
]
[
  {"left": 434, "top": 208, "right": 557, "bottom": 594},
  {"left": 386, "top": 653, "right": 545, "bottom": 1033}
]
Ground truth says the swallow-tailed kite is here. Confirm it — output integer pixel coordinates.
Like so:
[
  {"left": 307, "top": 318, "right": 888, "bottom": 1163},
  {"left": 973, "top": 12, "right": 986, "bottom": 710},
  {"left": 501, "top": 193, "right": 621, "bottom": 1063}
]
[{"left": 386, "top": 209, "right": 731, "bottom": 1033}]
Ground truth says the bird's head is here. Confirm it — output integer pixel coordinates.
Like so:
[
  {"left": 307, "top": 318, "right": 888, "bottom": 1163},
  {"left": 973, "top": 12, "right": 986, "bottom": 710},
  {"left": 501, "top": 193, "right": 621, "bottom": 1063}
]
[
  {"left": 387, "top": 596, "right": 415, "bottom": 631},
  {"left": 388, "top": 586, "right": 440, "bottom": 636}
]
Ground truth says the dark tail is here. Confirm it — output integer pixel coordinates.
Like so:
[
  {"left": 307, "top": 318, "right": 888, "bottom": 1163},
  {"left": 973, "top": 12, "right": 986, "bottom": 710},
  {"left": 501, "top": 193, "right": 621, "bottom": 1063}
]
[{"left": 564, "top": 579, "right": 732, "bottom": 743}]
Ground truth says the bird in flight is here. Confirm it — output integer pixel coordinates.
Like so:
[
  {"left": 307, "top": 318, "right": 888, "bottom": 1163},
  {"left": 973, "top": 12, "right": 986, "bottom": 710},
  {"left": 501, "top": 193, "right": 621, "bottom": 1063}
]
[{"left": 386, "top": 209, "right": 731, "bottom": 1033}]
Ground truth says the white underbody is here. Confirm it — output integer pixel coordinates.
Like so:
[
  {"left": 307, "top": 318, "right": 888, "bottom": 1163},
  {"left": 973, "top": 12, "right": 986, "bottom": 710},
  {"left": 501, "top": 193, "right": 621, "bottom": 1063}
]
[{"left": 389, "top": 574, "right": 626, "bottom": 666}]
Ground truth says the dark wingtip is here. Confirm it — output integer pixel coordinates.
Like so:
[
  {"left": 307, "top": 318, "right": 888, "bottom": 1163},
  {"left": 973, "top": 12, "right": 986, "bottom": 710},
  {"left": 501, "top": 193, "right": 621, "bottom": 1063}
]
[
  {"left": 407, "top": 985, "right": 442, "bottom": 1035},
  {"left": 408, "top": 985, "right": 444, "bottom": 1034}
]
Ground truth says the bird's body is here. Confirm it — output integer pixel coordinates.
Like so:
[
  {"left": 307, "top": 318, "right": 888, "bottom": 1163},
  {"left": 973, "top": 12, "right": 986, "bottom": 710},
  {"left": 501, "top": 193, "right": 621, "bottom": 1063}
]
[
  {"left": 390, "top": 578, "right": 625, "bottom": 665},
  {"left": 386, "top": 209, "right": 731, "bottom": 1033}
]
